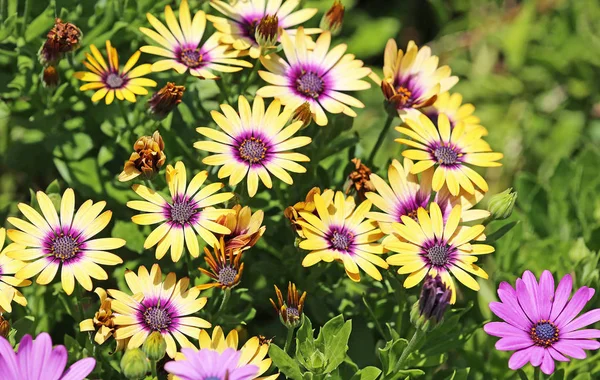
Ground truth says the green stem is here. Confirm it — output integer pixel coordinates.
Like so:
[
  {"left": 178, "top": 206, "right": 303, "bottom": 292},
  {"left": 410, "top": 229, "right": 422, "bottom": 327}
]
[
  {"left": 143, "top": 178, "right": 155, "bottom": 191},
  {"left": 118, "top": 101, "right": 132, "bottom": 129},
  {"left": 241, "top": 59, "right": 261, "bottom": 94},
  {"left": 362, "top": 294, "right": 387, "bottom": 340},
  {"left": 150, "top": 359, "right": 158, "bottom": 379},
  {"left": 216, "top": 77, "right": 230, "bottom": 104},
  {"left": 1, "top": 0, "right": 5, "bottom": 22},
  {"left": 393, "top": 328, "right": 426, "bottom": 373},
  {"left": 368, "top": 114, "right": 395, "bottom": 164},
  {"left": 283, "top": 326, "right": 295, "bottom": 354},
  {"left": 533, "top": 367, "right": 541, "bottom": 380},
  {"left": 214, "top": 288, "right": 231, "bottom": 321},
  {"left": 21, "top": 0, "right": 29, "bottom": 36}
]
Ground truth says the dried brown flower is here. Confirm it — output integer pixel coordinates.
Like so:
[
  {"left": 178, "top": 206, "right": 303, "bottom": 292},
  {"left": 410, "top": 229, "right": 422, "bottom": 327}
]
[
  {"left": 345, "top": 158, "right": 375, "bottom": 200},
  {"left": 216, "top": 205, "right": 266, "bottom": 253},
  {"left": 118, "top": 131, "right": 166, "bottom": 182},
  {"left": 39, "top": 18, "right": 82, "bottom": 65},
  {"left": 42, "top": 65, "right": 60, "bottom": 88},
  {"left": 148, "top": 82, "right": 185, "bottom": 119}
]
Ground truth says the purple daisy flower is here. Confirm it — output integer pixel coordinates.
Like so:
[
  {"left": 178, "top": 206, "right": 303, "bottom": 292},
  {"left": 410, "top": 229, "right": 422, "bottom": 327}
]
[
  {"left": 0, "top": 333, "right": 95, "bottom": 380},
  {"left": 484, "top": 270, "right": 600, "bottom": 375},
  {"left": 164, "top": 347, "right": 259, "bottom": 380}
]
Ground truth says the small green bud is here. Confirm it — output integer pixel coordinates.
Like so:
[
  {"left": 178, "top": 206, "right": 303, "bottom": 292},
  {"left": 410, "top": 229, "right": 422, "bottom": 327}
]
[
  {"left": 255, "top": 14, "right": 280, "bottom": 49},
  {"left": 487, "top": 188, "right": 517, "bottom": 221},
  {"left": 142, "top": 331, "right": 167, "bottom": 361},
  {"left": 120, "top": 348, "right": 150, "bottom": 380},
  {"left": 320, "top": 1, "right": 345, "bottom": 36}
]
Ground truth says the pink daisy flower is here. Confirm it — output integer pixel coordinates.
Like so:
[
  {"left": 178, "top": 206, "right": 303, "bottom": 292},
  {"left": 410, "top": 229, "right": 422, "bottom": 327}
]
[
  {"left": 484, "top": 270, "right": 600, "bottom": 375},
  {"left": 164, "top": 347, "right": 258, "bottom": 380}
]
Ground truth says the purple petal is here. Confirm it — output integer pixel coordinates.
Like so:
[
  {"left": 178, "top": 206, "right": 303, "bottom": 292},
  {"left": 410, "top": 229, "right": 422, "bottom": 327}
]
[
  {"left": 529, "top": 346, "right": 545, "bottom": 367},
  {"left": 538, "top": 270, "right": 554, "bottom": 320},
  {"left": 561, "top": 329, "right": 600, "bottom": 339},
  {"left": 484, "top": 322, "right": 528, "bottom": 337},
  {"left": 516, "top": 278, "right": 539, "bottom": 323},
  {"left": 164, "top": 361, "right": 192, "bottom": 379},
  {"left": 563, "top": 339, "right": 600, "bottom": 350},
  {"left": 497, "top": 286, "right": 534, "bottom": 327},
  {"left": 563, "top": 310, "right": 600, "bottom": 333},
  {"left": 495, "top": 337, "right": 533, "bottom": 351},
  {"left": 232, "top": 364, "right": 260, "bottom": 380},
  {"left": 497, "top": 281, "right": 517, "bottom": 302},
  {"left": 555, "top": 287, "right": 593, "bottom": 328},
  {"left": 31, "top": 333, "right": 53, "bottom": 380},
  {"left": 508, "top": 347, "right": 533, "bottom": 370},
  {"left": 489, "top": 302, "right": 530, "bottom": 330},
  {"left": 549, "top": 274, "right": 573, "bottom": 321},
  {"left": 60, "top": 357, "right": 96, "bottom": 380},
  {"left": 45, "top": 346, "right": 68, "bottom": 380},
  {"left": 548, "top": 347, "right": 569, "bottom": 362},
  {"left": 540, "top": 351, "right": 555, "bottom": 375},
  {"left": 16, "top": 334, "right": 34, "bottom": 379},
  {"left": 522, "top": 272, "right": 541, "bottom": 321},
  {"left": 553, "top": 340, "right": 586, "bottom": 359},
  {"left": 0, "top": 336, "right": 20, "bottom": 378}
]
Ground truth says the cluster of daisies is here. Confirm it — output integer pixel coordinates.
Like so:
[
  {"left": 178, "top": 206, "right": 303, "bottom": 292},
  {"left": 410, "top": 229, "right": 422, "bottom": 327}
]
[{"left": 0, "top": 0, "right": 599, "bottom": 378}]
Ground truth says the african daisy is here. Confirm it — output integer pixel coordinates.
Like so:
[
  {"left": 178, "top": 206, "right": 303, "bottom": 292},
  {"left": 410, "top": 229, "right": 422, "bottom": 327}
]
[
  {"left": 0, "top": 228, "right": 31, "bottom": 313},
  {"left": 484, "top": 271, "right": 600, "bottom": 375},
  {"left": 7, "top": 189, "right": 124, "bottom": 295},
  {"left": 74, "top": 40, "right": 157, "bottom": 104},
  {"left": 422, "top": 91, "right": 487, "bottom": 134},
  {"left": 127, "top": 161, "right": 234, "bottom": 262},
  {"left": 194, "top": 96, "right": 312, "bottom": 197},
  {"left": 165, "top": 348, "right": 259, "bottom": 380}
]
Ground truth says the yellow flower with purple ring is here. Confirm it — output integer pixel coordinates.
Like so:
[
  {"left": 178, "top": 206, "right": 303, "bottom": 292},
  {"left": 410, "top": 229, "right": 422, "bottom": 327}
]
[{"left": 0, "top": 228, "right": 31, "bottom": 313}]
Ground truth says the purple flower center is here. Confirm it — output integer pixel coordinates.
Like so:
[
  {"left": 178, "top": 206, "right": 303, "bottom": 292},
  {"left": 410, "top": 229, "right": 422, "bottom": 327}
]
[
  {"left": 434, "top": 146, "right": 459, "bottom": 165},
  {"left": 244, "top": 18, "right": 260, "bottom": 42},
  {"left": 143, "top": 306, "right": 172, "bottom": 331},
  {"left": 105, "top": 73, "right": 124, "bottom": 89},
  {"left": 218, "top": 266, "right": 238, "bottom": 286},
  {"left": 180, "top": 48, "right": 203, "bottom": 68},
  {"left": 426, "top": 244, "right": 450, "bottom": 266},
  {"left": 169, "top": 200, "right": 197, "bottom": 225},
  {"left": 286, "top": 307, "right": 299, "bottom": 320},
  {"left": 531, "top": 320, "right": 559, "bottom": 347},
  {"left": 51, "top": 235, "right": 80, "bottom": 261},
  {"left": 296, "top": 71, "right": 324, "bottom": 98},
  {"left": 329, "top": 230, "right": 353, "bottom": 251},
  {"left": 238, "top": 137, "right": 267, "bottom": 163}
]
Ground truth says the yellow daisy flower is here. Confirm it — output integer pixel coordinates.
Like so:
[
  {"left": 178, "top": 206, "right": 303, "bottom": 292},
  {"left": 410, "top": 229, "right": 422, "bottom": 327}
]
[
  {"left": 257, "top": 28, "right": 371, "bottom": 126},
  {"left": 74, "top": 40, "right": 157, "bottom": 105},
  {"left": 139, "top": 0, "right": 252, "bottom": 78},
  {"left": 194, "top": 96, "right": 312, "bottom": 197},
  {"left": 396, "top": 112, "right": 503, "bottom": 196},
  {"left": 207, "top": 0, "right": 320, "bottom": 59},
  {"left": 109, "top": 264, "right": 210, "bottom": 358},
  {"left": 297, "top": 191, "right": 388, "bottom": 282},
  {"left": 374, "top": 39, "right": 458, "bottom": 116},
  {"left": 0, "top": 228, "right": 31, "bottom": 312},
  {"left": 127, "top": 161, "right": 234, "bottom": 262},
  {"left": 422, "top": 91, "right": 487, "bottom": 134},
  {"left": 197, "top": 237, "right": 245, "bottom": 290},
  {"left": 7, "top": 189, "right": 125, "bottom": 295},
  {"left": 169, "top": 326, "right": 278, "bottom": 380},
  {"left": 384, "top": 202, "right": 494, "bottom": 304}
]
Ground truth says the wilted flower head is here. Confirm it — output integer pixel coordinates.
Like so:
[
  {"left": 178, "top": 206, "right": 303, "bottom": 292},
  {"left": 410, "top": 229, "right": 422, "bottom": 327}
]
[
  {"left": 79, "top": 288, "right": 117, "bottom": 345},
  {"left": 42, "top": 66, "right": 59, "bottom": 88},
  {"left": 216, "top": 204, "right": 266, "bottom": 253},
  {"left": 270, "top": 282, "right": 307, "bottom": 328},
  {"left": 118, "top": 131, "right": 166, "bottom": 182},
  {"left": 487, "top": 187, "right": 517, "bottom": 221},
  {"left": 255, "top": 14, "right": 280, "bottom": 49},
  {"left": 320, "top": 0, "right": 345, "bottom": 36},
  {"left": 197, "top": 237, "right": 245, "bottom": 290},
  {"left": 0, "top": 315, "right": 9, "bottom": 338},
  {"left": 148, "top": 82, "right": 185, "bottom": 120},
  {"left": 411, "top": 275, "right": 451, "bottom": 331},
  {"left": 345, "top": 158, "right": 375, "bottom": 200},
  {"left": 39, "top": 18, "right": 82, "bottom": 65},
  {"left": 284, "top": 187, "right": 323, "bottom": 237},
  {"left": 291, "top": 101, "right": 313, "bottom": 129}
]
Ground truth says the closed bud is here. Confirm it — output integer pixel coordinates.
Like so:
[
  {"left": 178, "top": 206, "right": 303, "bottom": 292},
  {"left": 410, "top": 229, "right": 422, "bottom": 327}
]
[
  {"left": 0, "top": 315, "right": 10, "bottom": 338},
  {"left": 411, "top": 275, "right": 451, "bottom": 331},
  {"left": 320, "top": 1, "right": 345, "bottom": 36},
  {"left": 255, "top": 14, "right": 280, "bottom": 49},
  {"left": 142, "top": 331, "right": 166, "bottom": 361},
  {"left": 291, "top": 102, "right": 312, "bottom": 129},
  {"left": 42, "top": 66, "right": 60, "bottom": 88},
  {"left": 147, "top": 82, "right": 185, "bottom": 120},
  {"left": 487, "top": 187, "right": 517, "bottom": 221},
  {"left": 270, "top": 282, "right": 307, "bottom": 329},
  {"left": 120, "top": 348, "right": 150, "bottom": 380}
]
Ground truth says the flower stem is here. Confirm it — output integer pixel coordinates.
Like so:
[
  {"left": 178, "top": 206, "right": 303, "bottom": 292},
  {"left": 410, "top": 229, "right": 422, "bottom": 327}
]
[
  {"left": 214, "top": 288, "right": 231, "bottom": 321},
  {"left": 118, "top": 101, "right": 132, "bottom": 129},
  {"left": 368, "top": 114, "right": 395, "bottom": 164},
  {"left": 21, "top": 0, "right": 30, "bottom": 36},
  {"left": 284, "top": 326, "right": 295, "bottom": 354},
  {"left": 216, "top": 77, "right": 230, "bottom": 104},
  {"left": 393, "top": 328, "right": 426, "bottom": 372},
  {"left": 362, "top": 294, "right": 387, "bottom": 340},
  {"left": 143, "top": 178, "right": 155, "bottom": 191},
  {"left": 241, "top": 59, "right": 261, "bottom": 94},
  {"left": 150, "top": 359, "right": 158, "bottom": 379},
  {"left": 533, "top": 367, "right": 541, "bottom": 380}
]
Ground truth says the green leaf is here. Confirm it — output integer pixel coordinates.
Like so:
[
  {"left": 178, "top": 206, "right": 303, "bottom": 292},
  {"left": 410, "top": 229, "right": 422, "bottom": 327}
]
[
  {"left": 269, "top": 344, "right": 304, "bottom": 380},
  {"left": 11, "top": 316, "right": 35, "bottom": 342},
  {"left": 25, "top": 5, "right": 55, "bottom": 42},
  {"left": 378, "top": 337, "right": 408, "bottom": 375},
  {"left": 111, "top": 220, "right": 146, "bottom": 254},
  {"left": 45, "top": 179, "right": 61, "bottom": 194},
  {"left": 350, "top": 366, "right": 382, "bottom": 380},
  {"left": 485, "top": 221, "right": 519, "bottom": 243},
  {"left": 322, "top": 317, "right": 352, "bottom": 373},
  {"left": 447, "top": 368, "right": 470, "bottom": 380}
]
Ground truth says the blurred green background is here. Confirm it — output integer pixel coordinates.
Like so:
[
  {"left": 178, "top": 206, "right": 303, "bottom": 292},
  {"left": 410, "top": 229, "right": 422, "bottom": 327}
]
[{"left": 1, "top": 0, "right": 600, "bottom": 378}]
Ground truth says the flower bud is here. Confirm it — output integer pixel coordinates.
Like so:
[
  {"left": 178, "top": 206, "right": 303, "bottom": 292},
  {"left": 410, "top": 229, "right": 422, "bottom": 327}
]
[
  {"left": 120, "top": 348, "right": 150, "bottom": 380},
  {"left": 118, "top": 131, "right": 166, "bottom": 182},
  {"left": 0, "top": 315, "right": 10, "bottom": 338},
  {"left": 487, "top": 188, "right": 517, "bottom": 221},
  {"left": 411, "top": 275, "right": 451, "bottom": 331},
  {"left": 147, "top": 82, "right": 185, "bottom": 120},
  {"left": 290, "top": 102, "right": 312, "bottom": 129},
  {"left": 255, "top": 14, "right": 280, "bottom": 49},
  {"left": 320, "top": 1, "right": 345, "bottom": 36},
  {"left": 270, "top": 282, "right": 306, "bottom": 329},
  {"left": 38, "top": 18, "right": 82, "bottom": 66},
  {"left": 142, "top": 331, "right": 167, "bottom": 361},
  {"left": 42, "top": 66, "right": 60, "bottom": 88}
]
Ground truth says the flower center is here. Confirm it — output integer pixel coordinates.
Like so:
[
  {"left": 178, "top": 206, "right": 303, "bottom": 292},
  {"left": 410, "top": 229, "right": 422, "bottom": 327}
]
[
  {"left": 51, "top": 235, "right": 79, "bottom": 261},
  {"left": 426, "top": 244, "right": 450, "bottom": 266},
  {"left": 296, "top": 71, "right": 324, "bottom": 98},
  {"left": 329, "top": 230, "right": 353, "bottom": 251},
  {"left": 143, "top": 306, "right": 171, "bottom": 331},
  {"left": 531, "top": 320, "right": 559, "bottom": 347},
  {"left": 396, "top": 86, "right": 412, "bottom": 105},
  {"left": 180, "top": 48, "right": 203, "bottom": 68},
  {"left": 105, "top": 73, "right": 124, "bottom": 89},
  {"left": 169, "top": 200, "right": 197, "bottom": 225},
  {"left": 218, "top": 266, "right": 238, "bottom": 286},
  {"left": 434, "top": 146, "right": 459, "bottom": 165},
  {"left": 238, "top": 137, "right": 267, "bottom": 164},
  {"left": 245, "top": 18, "right": 260, "bottom": 42}
]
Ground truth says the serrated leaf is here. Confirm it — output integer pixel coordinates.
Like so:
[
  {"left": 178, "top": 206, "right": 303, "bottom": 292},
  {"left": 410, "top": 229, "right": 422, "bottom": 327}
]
[{"left": 269, "top": 344, "right": 304, "bottom": 380}]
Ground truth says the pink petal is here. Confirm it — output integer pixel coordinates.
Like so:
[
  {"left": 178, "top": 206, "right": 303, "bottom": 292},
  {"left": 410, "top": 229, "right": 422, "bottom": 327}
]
[
  {"left": 548, "top": 347, "right": 569, "bottom": 362},
  {"left": 60, "top": 357, "right": 96, "bottom": 380},
  {"left": 561, "top": 329, "right": 600, "bottom": 339},
  {"left": 484, "top": 322, "right": 529, "bottom": 337},
  {"left": 549, "top": 274, "right": 573, "bottom": 321},
  {"left": 46, "top": 346, "right": 68, "bottom": 380},
  {"left": 538, "top": 270, "right": 554, "bottom": 320},
  {"left": 495, "top": 337, "right": 534, "bottom": 351},
  {"left": 0, "top": 336, "right": 20, "bottom": 378},
  {"left": 497, "top": 285, "right": 534, "bottom": 327},
  {"left": 555, "top": 287, "right": 593, "bottom": 328},
  {"left": 508, "top": 347, "right": 533, "bottom": 370},
  {"left": 553, "top": 340, "right": 587, "bottom": 359},
  {"left": 498, "top": 281, "right": 517, "bottom": 301},
  {"left": 563, "top": 310, "right": 600, "bottom": 333},
  {"left": 489, "top": 302, "right": 531, "bottom": 330},
  {"left": 540, "top": 350, "right": 555, "bottom": 375},
  {"left": 31, "top": 333, "right": 53, "bottom": 380},
  {"left": 563, "top": 339, "right": 600, "bottom": 350},
  {"left": 529, "top": 346, "right": 545, "bottom": 367},
  {"left": 516, "top": 277, "right": 539, "bottom": 323}
]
